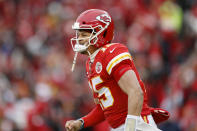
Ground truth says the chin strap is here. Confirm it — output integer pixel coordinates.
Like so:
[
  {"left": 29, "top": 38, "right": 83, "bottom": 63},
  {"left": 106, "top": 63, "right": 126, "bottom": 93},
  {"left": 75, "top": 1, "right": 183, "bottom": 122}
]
[
  {"left": 71, "top": 52, "right": 78, "bottom": 72},
  {"left": 87, "top": 50, "right": 91, "bottom": 56},
  {"left": 71, "top": 49, "right": 95, "bottom": 72}
]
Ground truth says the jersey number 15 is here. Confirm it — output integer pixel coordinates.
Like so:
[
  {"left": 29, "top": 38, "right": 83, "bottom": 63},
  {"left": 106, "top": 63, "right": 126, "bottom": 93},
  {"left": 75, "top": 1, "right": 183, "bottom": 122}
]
[{"left": 89, "top": 76, "right": 114, "bottom": 110}]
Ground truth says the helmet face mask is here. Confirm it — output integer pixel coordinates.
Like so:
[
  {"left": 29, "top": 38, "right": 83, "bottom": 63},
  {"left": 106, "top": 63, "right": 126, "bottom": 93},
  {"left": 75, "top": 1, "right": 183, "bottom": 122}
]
[
  {"left": 71, "top": 29, "right": 94, "bottom": 53},
  {"left": 70, "top": 9, "right": 114, "bottom": 53},
  {"left": 71, "top": 25, "right": 102, "bottom": 53}
]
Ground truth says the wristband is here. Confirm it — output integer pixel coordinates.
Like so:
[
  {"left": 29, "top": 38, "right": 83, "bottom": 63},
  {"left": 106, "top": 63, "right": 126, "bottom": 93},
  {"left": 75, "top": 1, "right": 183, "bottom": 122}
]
[
  {"left": 124, "top": 115, "right": 140, "bottom": 131},
  {"left": 126, "top": 115, "right": 140, "bottom": 120},
  {"left": 78, "top": 118, "right": 84, "bottom": 130}
]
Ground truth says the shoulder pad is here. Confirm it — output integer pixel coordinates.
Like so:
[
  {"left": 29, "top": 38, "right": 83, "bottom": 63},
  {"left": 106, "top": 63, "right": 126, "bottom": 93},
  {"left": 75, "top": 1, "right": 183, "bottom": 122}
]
[{"left": 101, "top": 43, "right": 127, "bottom": 54}]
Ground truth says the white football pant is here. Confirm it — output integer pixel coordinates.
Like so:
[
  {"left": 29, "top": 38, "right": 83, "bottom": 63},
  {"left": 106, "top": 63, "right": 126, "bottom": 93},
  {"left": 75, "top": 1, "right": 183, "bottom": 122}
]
[{"left": 111, "top": 115, "right": 161, "bottom": 131}]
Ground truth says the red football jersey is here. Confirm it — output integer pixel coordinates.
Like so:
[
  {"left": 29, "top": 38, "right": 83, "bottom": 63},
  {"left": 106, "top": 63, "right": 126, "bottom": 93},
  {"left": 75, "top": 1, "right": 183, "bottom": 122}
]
[{"left": 86, "top": 43, "right": 151, "bottom": 128}]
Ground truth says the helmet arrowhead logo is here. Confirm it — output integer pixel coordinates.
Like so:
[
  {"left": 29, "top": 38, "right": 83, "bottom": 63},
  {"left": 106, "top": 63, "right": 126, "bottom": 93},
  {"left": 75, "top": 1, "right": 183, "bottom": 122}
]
[{"left": 96, "top": 14, "right": 111, "bottom": 24}]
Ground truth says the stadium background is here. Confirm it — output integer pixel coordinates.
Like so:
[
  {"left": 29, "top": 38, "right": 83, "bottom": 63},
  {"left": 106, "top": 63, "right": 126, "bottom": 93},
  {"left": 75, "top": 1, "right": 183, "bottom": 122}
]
[{"left": 0, "top": 0, "right": 197, "bottom": 131}]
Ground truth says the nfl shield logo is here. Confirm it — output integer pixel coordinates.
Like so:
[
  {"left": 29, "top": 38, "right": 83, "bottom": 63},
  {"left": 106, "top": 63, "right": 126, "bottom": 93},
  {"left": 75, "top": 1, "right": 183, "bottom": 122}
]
[{"left": 95, "top": 62, "right": 102, "bottom": 74}]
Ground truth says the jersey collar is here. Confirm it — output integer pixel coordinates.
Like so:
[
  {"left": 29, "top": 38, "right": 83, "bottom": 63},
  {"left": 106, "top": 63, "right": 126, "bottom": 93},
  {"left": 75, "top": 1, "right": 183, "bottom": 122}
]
[{"left": 89, "top": 48, "right": 101, "bottom": 63}]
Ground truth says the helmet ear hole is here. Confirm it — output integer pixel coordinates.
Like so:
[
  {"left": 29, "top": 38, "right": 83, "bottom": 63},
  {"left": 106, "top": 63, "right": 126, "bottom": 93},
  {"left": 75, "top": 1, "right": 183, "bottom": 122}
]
[{"left": 82, "top": 21, "right": 86, "bottom": 24}]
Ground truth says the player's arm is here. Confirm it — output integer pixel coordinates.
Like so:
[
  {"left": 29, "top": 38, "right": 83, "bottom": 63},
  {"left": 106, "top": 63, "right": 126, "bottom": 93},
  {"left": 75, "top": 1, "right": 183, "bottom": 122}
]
[
  {"left": 105, "top": 44, "right": 143, "bottom": 116},
  {"left": 118, "top": 70, "right": 143, "bottom": 115},
  {"left": 105, "top": 44, "right": 143, "bottom": 130},
  {"left": 65, "top": 104, "right": 105, "bottom": 131},
  {"left": 118, "top": 70, "right": 143, "bottom": 131}
]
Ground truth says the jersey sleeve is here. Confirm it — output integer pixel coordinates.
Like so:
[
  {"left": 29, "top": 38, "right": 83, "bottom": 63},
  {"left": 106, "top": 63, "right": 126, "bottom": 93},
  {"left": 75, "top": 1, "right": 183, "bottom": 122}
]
[
  {"left": 103, "top": 44, "right": 134, "bottom": 81},
  {"left": 82, "top": 104, "right": 105, "bottom": 128}
]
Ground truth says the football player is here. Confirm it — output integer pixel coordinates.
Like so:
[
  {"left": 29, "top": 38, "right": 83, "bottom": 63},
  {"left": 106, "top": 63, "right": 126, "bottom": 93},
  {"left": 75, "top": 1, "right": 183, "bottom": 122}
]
[{"left": 65, "top": 9, "right": 169, "bottom": 131}]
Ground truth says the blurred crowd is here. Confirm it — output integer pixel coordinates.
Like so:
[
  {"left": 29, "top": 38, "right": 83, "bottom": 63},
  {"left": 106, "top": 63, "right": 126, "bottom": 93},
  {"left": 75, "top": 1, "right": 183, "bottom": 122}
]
[{"left": 0, "top": 0, "right": 197, "bottom": 131}]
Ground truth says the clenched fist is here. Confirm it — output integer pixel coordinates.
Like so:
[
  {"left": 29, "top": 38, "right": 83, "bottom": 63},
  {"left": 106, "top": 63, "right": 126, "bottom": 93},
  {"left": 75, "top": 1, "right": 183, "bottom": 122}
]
[{"left": 65, "top": 120, "right": 83, "bottom": 131}]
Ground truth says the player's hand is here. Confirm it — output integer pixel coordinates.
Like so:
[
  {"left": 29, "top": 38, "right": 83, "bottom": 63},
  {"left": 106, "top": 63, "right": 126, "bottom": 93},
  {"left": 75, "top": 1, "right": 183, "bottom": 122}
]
[{"left": 65, "top": 120, "right": 83, "bottom": 131}]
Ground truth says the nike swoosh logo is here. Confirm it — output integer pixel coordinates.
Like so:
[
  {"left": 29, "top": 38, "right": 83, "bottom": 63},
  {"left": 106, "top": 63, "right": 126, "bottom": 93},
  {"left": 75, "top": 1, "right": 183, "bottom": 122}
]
[{"left": 110, "top": 48, "right": 116, "bottom": 53}]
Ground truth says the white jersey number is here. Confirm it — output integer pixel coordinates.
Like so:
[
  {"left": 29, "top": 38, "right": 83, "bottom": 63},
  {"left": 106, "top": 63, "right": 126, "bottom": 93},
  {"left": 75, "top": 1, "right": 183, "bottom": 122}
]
[{"left": 89, "top": 76, "right": 114, "bottom": 110}]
